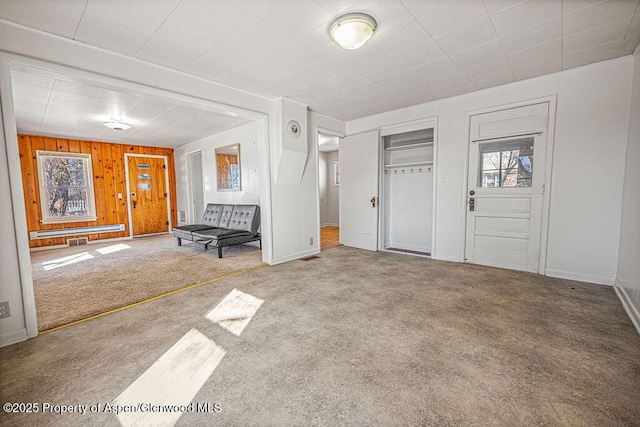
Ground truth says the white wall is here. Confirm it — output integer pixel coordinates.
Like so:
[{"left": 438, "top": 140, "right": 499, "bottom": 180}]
[
  {"left": 175, "top": 121, "right": 261, "bottom": 222},
  {"left": 616, "top": 50, "right": 640, "bottom": 333},
  {"left": 348, "top": 57, "right": 634, "bottom": 285}
]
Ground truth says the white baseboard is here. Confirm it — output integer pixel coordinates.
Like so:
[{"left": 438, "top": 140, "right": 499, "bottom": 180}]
[
  {"left": 614, "top": 278, "right": 640, "bottom": 336},
  {"left": 30, "top": 236, "right": 134, "bottom": 252},
  {"left": 271, "top": 248, "right": 320, "bottom": 265},
  {"left": 0, "top": 328, "right": 27, "bottom": 348},
  {"left": 432, "top": 253, "right": 462, "bottom": 263},
  {"left": 545, "top": 269, "right": 614, "bottom": 286}
]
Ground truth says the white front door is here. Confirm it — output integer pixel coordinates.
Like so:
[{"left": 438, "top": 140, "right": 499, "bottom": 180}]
[
  {"left": 465, "top": 103, "right": 549, "bottom": 273},
  {"left": 340, "top": 130, "right": 379, "bottom": 251}
]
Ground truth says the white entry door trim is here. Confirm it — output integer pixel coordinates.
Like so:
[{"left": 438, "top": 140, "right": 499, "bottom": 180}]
[{"left": 464, "top": 98, "right": 557, "bottom": 274}]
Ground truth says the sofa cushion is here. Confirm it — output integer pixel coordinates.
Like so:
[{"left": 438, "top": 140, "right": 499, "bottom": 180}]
[
  {"left": 192, "top": 228, "right": 252, "bottom": 242},
  {"left": 172, "top": 224, "right": 216, "bottom": 234},
  {"left": 227, "top": 205, "right": 260, "bottom": 234},
  {"left": 217, "top": 205, "right": 236, "bottom": 229},
  {"left": 201, "top": 204, "right": 232, "bottom": 227}
]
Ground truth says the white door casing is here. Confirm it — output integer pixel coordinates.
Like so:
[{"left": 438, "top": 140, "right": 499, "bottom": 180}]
[
  {"left": 465, "top": 103, "right": 549, "bottom": 273},
  {"left": 340, "top": 130, "right": 379, "bottom": 251}
]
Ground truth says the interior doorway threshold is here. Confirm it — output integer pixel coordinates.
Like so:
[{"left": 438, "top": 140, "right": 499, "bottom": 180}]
[{"left": 384, "top": 247, "right": 431, "bottom": 258}]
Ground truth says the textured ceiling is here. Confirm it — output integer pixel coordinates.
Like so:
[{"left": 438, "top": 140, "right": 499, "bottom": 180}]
[
  {"left": 10, "top": 64, "right": 250, "bottom": 147},
  {"left": 1, "top": 0, "right": 639, "bottom": 124}
]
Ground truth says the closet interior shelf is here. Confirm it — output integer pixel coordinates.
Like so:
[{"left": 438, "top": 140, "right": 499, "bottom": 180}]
[
  {"left": 384, "top": 142, "right": 433, "bottom": 152},
  {"left": 384, "top": 161, "right": 433, "bottom": 168}
]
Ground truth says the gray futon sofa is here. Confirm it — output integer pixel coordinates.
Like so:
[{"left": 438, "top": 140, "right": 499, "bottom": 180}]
[{"left": 172, "top": 204, "right": 261, "bottom": 258}]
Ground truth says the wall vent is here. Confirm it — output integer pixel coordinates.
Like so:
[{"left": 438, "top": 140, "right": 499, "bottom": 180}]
[{"left": 67, "top": 237, "right": 88, "bottom": 247}]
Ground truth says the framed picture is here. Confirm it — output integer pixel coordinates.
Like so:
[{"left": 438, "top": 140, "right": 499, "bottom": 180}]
[{"left": 333, "top": 161, "right": 340, "bottom": 186}]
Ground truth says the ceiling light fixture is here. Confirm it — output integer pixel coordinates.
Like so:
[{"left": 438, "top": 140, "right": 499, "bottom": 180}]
[
  {"left": 103, "top": 120, "right": 131, "bottom": 131},
  {"left": 329, "top": 13, "right": 377, "bottom": 50}
]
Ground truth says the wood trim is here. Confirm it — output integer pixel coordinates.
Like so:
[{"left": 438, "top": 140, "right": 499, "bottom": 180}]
[{"left": 18, "top": 134, "right": 178, "bottom": 248}]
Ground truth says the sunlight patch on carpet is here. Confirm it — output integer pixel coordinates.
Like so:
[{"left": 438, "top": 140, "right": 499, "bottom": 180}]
[
  {"left": 42, "top": 252, "right": 94, "bottom": 271},
  {"left": 112, "top": 329, "right": 225, "bottom": 427},
  {"left": 96, "top": 243, "right": 130, "bottom": 255},
  {"left": 206, "top": 289, "right": 264, "bottom": 336}
]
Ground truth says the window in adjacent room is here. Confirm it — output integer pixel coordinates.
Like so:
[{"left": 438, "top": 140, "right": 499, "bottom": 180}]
[{"left": 36, "top": 151, "right": 97, "bottom": 223}]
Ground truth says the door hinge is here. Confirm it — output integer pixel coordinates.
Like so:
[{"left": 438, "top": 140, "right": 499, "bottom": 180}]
[
  {"left": 163, "top": 164, "right": 167, "bottom": 169},
  {"left": 166, "top": 221, "right": 169, "bottom": 225},
  {"left": 539, "top": 184, "right": 545, "bottom": 195},
  {"left": 536, "top": 251, "right": 542, "bottom": 261},
  {"left": 164, "top": 192, "right": 168, "bottom": 197}
]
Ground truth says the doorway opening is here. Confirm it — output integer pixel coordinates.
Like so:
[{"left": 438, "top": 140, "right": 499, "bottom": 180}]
[{"left": 318, "top": 132, "right": 340, "bottom": 251}]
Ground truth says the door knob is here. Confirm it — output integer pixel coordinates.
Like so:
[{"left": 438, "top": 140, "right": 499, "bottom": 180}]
[
  {"left": 469, "top": 190, "right": 475, "bottom": 195},
  {"left": 371, "top": 196, "right": 376, "bottom": 208}
]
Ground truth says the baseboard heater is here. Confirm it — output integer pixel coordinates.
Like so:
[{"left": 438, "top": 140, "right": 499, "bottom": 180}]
[{"left": 29, "top": 224, "right": 125, "bottom": 240}]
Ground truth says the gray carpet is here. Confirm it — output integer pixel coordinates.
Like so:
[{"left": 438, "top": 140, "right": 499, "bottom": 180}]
[
  {"left": 2, "top": 246, "right": 639, "bottom": 426},
  {"left": 30, "top": 234, "right": 263, "bottom": 331}
]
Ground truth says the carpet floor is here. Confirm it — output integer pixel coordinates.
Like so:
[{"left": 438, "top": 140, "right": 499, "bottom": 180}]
[
  {"left": 30, "top": 234, "right": 263, "bottom": 331},
  {"left": 3, "top": 246, "right": 639, "bottom": 426}
]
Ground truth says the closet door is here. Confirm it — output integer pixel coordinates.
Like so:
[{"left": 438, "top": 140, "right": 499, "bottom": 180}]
[{"left": 340, "top": 131, "right": 379, "bottom": 251}]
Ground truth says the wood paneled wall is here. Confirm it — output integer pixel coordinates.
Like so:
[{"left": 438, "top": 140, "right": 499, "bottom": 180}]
[{"left": 18, "top": 135, "right": 178, "bottom": 248}]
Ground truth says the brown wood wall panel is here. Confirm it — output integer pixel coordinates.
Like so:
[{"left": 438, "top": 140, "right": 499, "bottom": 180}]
[{"left": 18, "top": 134, "right": 178, "bottom": 248}]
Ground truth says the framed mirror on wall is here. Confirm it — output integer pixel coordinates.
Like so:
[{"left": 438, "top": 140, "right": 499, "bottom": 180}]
[{"left": 215, "top": 144, "right": 241, "bottom": 191}]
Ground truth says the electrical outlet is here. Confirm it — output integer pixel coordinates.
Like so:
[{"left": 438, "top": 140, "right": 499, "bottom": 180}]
[
  {"left": 0, "top": 301, "right": 11, "bottom": 319},
  {"left": 309, "top": 237, "right": 313, "bottom": 246}
]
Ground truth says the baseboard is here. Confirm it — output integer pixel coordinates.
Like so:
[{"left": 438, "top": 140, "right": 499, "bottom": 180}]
[
  {"left": 271, "top": 248, "right": 319, "bottom": 265},
  {"left": 30, "top": 236, "right": 134, "bottom": 252},
  {"left": 545, "top": 269, "right": 614, "bottom": 285},
  {"left": 320, "top": 223, "right": 339, "bottom": 227},
  {"left": 432, "top": 253, "right": 462, "bottom": 263},
  {"left": 614, "top": 278, "right": 640, "bottom": 336},
  {"left": 0, "top": 328, "right": 27, "bottom": 348}
]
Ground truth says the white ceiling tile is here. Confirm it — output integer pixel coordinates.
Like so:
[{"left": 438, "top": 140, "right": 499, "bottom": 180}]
[
  {"left": 136, "top": 38, "right": 201, "bottom": 70},
  {"left": 49, "top": 90, "right": 95, "bottom": 106},
  {"left": 427, "top": 70, "right": 474, "bottom": 88},
  {"left": 435, "top": 18, "right": 498, "bottom": 55},
  {"left": 346, "top": 0, "right": 412, "bottom": 32},
  {"left": 299, "top": 58, "right": 351, "bottom": 81},
  {"left": 411, "top": 56, "right": 459, "bottom": 79},
  {"left": 507, "top": 39, "right": 561, "bottom": 64},
  {"left": 509, "top": 54, "right": 561, "bottom": 80},
  {"left": 12, "top": 83, "right": 51, "bottom": 98},
  {"left": 470, "top": 68, "right": 515, "bottom": 89},
  {"left": 0, "top": 0, "right": 83, "bottom": 38},
  {"left": 629, "top": 12, "right": 640, "bottom": 38},
  {"left": 436, "top": 80, "right": 477, "bottom": 97},
  {"left": 620, "top": 36, "right": 640, "bottom": 55},
  {"left": 331, "top": 43, "right": 386, "bottom": 69},
  {"left": 562, "top": 0, "right": 608, "bottom": 15},
  {"left": 563, "top": 0, "right": 639, "bottom": 36},
  {"left": 75, "top": 12, "right": 150, "bottom": 55},
  {"left": 357, "top": 57, "right": 407, "bottom": 81},
  {"left": 371, "top": 18, "right": 432, "bottom": 55},
  {"left": 229, "top": 17, "right": 297, "bottom": 55},
  {"left": 174, "top": 0, "right": 249, "bottom": 37},
  {"left": 323, "top": 72, "right": 373, "bottom": 92},
  {"left": 415, "top": 0, "right": 488, "bottom": 38},
  {"left": 312, "top": 0, "right": 362, "bottom": 15},
  {"left": 270, "top": 71, "right": 322, "bottom": 91},
  {"left": 376, "top": 71, "right": 422, "bottom": 90},
  {"left": 267, "top": 39, "right": 327, "bottom": 68},
  {"left": 55, "top": 0, "right": 88, "bottom": 10},
  {"left": 499, "top": 17, "right": 562, "bottom": 55},
  {"left": 462, "top": 56, "right": 511, "bottom": 79},
  {"left": 341, "top": 82, "right": 389, "bottom": 99},
  {"left": 152, "top": 16, "right": 222, "bottom": 54},
  {"left": 563, "top": 39, "right": 622, "bottom": 69},
  {"left": 296, "top": 23, "right": 346, "bottom": 57},
  {"left": 52, "top": 80, "right": 141, "bottom": 105},
  {"left": 84, "top": 0, "right": 172, "bottom": 34},
  {"left": 491, "top": 0, "right": 562, "bottom": 37},
  {"left": 389, "top": 39, "right": 448, "bottom": 70},
  {"left": 393, "top": 82, "right": 441, "bottom": 99},
  {"left": 448, "top": 39, "right": 505, "bottom": 68},
  {"left": 482, "top": 0, "right": 526, "bottom": 15},
  {"left": 257, "top": 0, "right": 332, "bottom": 37},
  {"left": 398, "top": 0, "right": 448, "bottom": 15},
  {"left": 563, "top": 18, "right": 630, "bottom": 53}
]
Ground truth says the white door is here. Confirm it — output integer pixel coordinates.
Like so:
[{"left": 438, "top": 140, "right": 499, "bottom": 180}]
[
  {"left": 465, "top": 103, "right": 549, "bottom": 273},
  {"left": 187, "top": 151, "right": 204, "bottom": 223},
  {"left": 340, "top": 130, "right": 379, "bottom": 251}
]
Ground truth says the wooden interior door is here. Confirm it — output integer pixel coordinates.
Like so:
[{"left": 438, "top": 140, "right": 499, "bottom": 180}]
[{"left": 127, "top": 156, "right": 169, "bottom": 236}]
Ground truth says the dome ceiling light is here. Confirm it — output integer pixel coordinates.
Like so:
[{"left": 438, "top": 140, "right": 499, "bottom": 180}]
[
  {"left": 103, "top": 120, "right": 132, "bottom": 131},
  {"left": 329, "top": 13, "right": 377, "bottom": 50}
]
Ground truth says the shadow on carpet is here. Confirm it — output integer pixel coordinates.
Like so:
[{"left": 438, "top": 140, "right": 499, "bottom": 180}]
[{"left": 30, "top": 234, "right": 264, "bottom": 331}]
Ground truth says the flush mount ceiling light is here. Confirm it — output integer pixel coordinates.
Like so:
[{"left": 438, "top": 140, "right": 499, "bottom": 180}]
[
  {"left": 103, "top": 120, "right": 131, "bottom": 131},
  {"left": 329, "top": 13, "right": 377, "bottom": 50}
]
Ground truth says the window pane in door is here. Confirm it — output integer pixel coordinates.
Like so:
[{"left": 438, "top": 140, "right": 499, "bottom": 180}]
[{"left": 478, "top": 137, "right": 534, "bottom": 188}]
